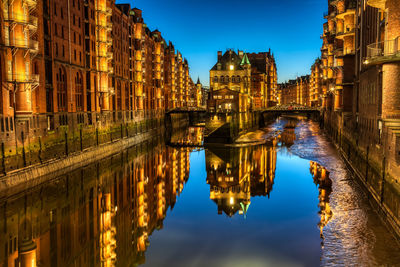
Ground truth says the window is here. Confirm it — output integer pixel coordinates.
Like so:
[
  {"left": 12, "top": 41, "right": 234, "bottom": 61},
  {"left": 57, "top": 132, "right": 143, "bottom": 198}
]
[
  {"left": 75, "top": 72, "right": 83, "bottom": 111},
  {"left": 125, "top": 84, "right": 130, "bottom": 110},
  {"left": 57, "top": 67, "right": 67, "bottom": 111}
]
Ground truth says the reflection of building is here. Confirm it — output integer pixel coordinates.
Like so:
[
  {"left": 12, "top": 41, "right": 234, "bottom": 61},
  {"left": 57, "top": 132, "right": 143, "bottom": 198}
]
[
  {"left": 168, "top": 127, "right": 204, "bottom": 147},
  {"left": 206, "top": 144, "right": 277, "bottom": 217},
  {"left": 0, "top": 142, "right": 191, "bottom": 266},
  {"left": 279, "top": 119, "right": 297, "bottom": 147},
  {"left": 310, "top": 161, "right": 333, "bottom": 238}
]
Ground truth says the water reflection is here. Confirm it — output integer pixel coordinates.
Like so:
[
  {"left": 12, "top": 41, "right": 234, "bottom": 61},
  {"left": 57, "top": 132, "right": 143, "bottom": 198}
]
[
  {"left": 310, "top": 161, "right": 333, "bottom": 239},
  {"left": 280, "top": 118, "right": 297, "bottom": 147},
  {"left": 1, "top": 122, "right": 400, "bottom": 267},
  {"left": 206, "top": 144, "right": 277, "bottom": 217},
  {"left": 168, "top": 126, "right": 204, "bottom": 147},
  {"left": 0, "top": 142, "right": 192, "bottom": 267}
]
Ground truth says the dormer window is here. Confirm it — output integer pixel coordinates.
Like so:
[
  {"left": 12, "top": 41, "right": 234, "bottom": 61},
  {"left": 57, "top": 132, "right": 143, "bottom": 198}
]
[{"left": 217, "top": 63, "right": 221, "bottom": 70}]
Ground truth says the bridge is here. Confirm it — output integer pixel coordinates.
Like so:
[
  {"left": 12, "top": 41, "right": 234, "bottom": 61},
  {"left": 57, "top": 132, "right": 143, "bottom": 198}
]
[
  {"left": 261, "top": 104, "right": 320, "bottom": 113},
  {"left": 165, "top": 107, "right": 206, "bottom": 114},
  {"left": 259, "top": 104, "right": 321, "bottom": 121}
]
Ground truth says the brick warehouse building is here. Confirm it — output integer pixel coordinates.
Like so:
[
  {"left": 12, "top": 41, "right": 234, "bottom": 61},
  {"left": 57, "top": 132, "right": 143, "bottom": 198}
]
[
  {"left": 278, "top": 75, "right": 310, "bottom": 106},
  {"left": 313, "top": 0, "right": 400, "bottom": 236},
  {"left": 0, "top": 0, "right": 198, "bottom": 173},
  {"left": 207, "top": 49, "right": 277, "bottom": 113}
]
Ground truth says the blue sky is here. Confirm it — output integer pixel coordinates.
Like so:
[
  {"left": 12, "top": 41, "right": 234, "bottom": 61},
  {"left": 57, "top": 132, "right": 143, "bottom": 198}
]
[{"left": 118, "top": 0, "right": 325, "bottom": 85}]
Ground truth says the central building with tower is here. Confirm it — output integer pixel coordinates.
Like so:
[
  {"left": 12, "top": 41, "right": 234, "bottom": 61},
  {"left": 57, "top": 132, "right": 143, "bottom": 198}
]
[{"left": 207, "top": 49, "right": 277, "bottom": 113}]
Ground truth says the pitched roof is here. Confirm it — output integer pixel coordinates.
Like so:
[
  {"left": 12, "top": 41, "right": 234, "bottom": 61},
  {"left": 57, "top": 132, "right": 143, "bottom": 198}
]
[{"left": 211, "top": 50, "right": 244, "bottom": 71}]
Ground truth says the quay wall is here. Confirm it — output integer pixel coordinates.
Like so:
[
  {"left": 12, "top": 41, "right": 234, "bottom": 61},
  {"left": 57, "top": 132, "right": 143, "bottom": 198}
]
[
  {"left": 323, "top": 111, "right": 400, "bottom": 239},
  {"left": 0, "top": 113, "right": 189, "bottom": 190}
]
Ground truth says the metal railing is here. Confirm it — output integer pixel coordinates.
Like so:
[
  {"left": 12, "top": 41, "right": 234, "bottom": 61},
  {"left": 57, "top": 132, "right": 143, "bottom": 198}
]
[
  {"left": 336, "top": 47, "right": 355, "bottom": 56},
  {"left": 6, "top": 73, "right": 39, "bottom": 83},
  {"left": 3, "top": 37, "right": 38, "bottom": 51},
  {"left": 3, "top": 13, "right": 37, "bottom": 27},
  {"left": 367, "top": 38, "right": 400, "bottom": 58}
]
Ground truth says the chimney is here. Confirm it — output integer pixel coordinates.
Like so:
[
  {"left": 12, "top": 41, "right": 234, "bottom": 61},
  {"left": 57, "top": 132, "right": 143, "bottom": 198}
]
[{"left": 217, "top": 51, "right": 222, "bottom": 61}]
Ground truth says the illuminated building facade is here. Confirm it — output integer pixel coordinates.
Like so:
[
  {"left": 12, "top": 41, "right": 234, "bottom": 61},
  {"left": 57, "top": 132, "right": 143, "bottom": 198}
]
[
  {"left": 313, "top": 0, "right": 400, "bottom": 234},
  {"left": 278, "top": 76, "right": 311, "bottom": 106},
  {"left": 310, "top": 59, "right": 323, "bottom": 107},
  {"left": 208, "top": 49, "right": 277, "bottom": 113},
  {"left": 0, "top": 1, "right": 197, "bottom": 174}
]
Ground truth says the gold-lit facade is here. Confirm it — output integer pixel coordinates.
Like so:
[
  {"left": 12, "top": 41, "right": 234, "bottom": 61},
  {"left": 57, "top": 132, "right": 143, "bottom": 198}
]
[
  {"left": 206, "top": 143, "right": 277, "bottom": 217},
  {"left": 0, "top": 142, "right": 191, "bottom": 267},
  {"left": 208, "top": 49, "right": 277, "bottom": 113},
  {"left": 0, "top": 0, "right": 199, "bottom": 175}
]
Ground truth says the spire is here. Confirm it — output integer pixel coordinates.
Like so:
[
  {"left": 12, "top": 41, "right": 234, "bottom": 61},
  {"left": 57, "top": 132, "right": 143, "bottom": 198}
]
[
  {"left": 240, "top": 53, "right": 250, "bottom": 66},
  {"left": 196, "top": 77, "right": 201, "bottom": 85}
]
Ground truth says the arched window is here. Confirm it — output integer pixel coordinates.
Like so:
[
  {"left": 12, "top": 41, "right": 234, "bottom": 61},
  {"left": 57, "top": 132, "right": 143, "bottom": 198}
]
[
  {"left": 57, "top": 67, "right": 67, "bottom": 112},
  {"left": 75, "top": 71, "right": 83, "bottom": 111},
  {"left": 237, "top": 76, "right": 241, "bottom": 83},
  {"left": 220, "top": 76, "right": 224, "bottom": 83},
  {"left": 213, "top": 76, "right": 218, "bottom": 82},
  {"left": 225, "top": 76, "right": 229, "bottom": 83}
]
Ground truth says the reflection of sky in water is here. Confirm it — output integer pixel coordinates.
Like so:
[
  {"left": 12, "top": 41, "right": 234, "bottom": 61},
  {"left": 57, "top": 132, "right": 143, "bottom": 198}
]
[{"left": 143, "top": 149, "right": 322, "bottom": 267}]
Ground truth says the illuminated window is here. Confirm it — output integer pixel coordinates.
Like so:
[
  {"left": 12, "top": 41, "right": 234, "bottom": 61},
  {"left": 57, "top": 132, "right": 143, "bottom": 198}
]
[{"left": 230, "top": 65, "right": 234, "bottom": 70}]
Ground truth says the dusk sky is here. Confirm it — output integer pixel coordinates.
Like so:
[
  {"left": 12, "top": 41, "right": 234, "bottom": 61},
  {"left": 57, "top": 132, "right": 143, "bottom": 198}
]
[{"left": 119, "top": 0, "right": 326, "bottom": 86}]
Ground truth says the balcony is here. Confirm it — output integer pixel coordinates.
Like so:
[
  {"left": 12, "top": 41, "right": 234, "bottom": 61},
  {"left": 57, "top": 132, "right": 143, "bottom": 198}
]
[
  {"left": 336, "top": 24, "right": 355, "bottom": 39},
  {"left": 24, "top": 0, "right": 37, "bottom": 8},
  {"left": 3, "top": 37, "right": 38, "bottom": 52},
  {"left": 336, "top": 8, "right": 356, "bottom": 20},
  {"left": 367, "top": 0, "right": 386, "bottom": 9},
  {"left": 336, "top": 47, "right": 355, "bottom": 57},
  {"left": 6, "top": 73, "right": 39, "bottom": 83},
  {"left": 99, "top": 86, "right": 109, "bottom": 93},
  {"left": 4, "top": 13, "right": 37, "bottom": 28},
  {"left": 365, "top": 38, "right": 400, "bottom": 65},
  {"left": 97, "top": 38, "right": 112, "bottom": 45}
]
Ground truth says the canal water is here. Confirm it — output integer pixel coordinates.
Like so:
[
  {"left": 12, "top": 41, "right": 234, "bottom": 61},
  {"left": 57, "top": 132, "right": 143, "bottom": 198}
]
[{"left": 1, "top": 117, "right": 400, "bottom": 267}]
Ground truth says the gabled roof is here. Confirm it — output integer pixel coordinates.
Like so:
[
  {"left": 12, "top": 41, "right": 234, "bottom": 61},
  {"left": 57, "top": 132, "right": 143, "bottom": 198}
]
[{"left": 211, "top": 50, "right": 245, "bottom": 71}]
